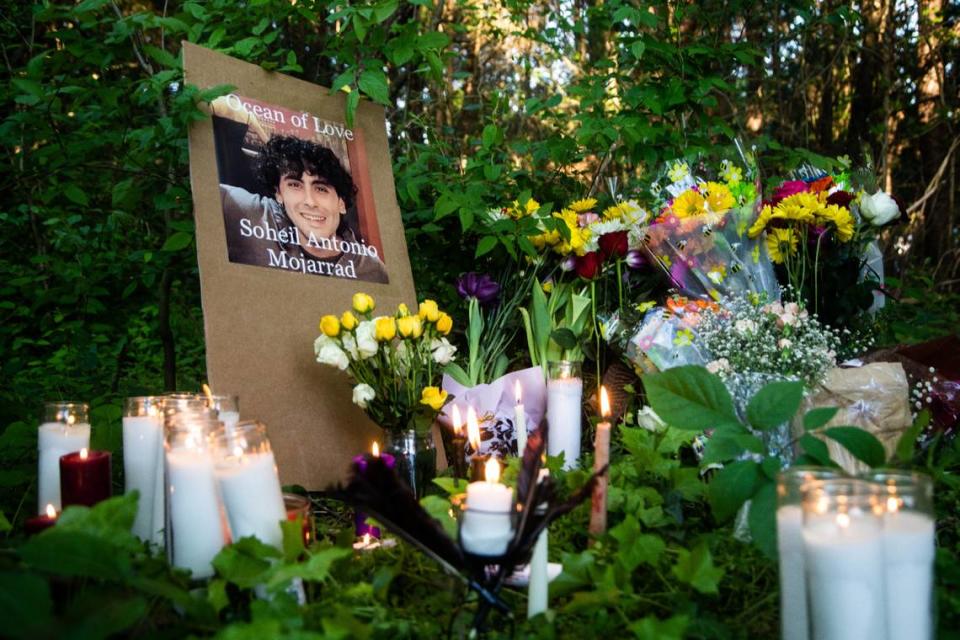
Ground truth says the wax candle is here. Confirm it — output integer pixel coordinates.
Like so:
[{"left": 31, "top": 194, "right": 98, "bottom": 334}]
[
  {"left": 60, "top": 448, "right": 112, "bottom": 508},
  {"left": 353, "top": 441, "right": 396, "bottom": 539},
  {"left": 514, "top": 380, "right": 527, "bottom": 455},
  {"left": 776, "top": 467, "right": 841, "bottom": 640},
  {"left": 25, "top": 504, "right": 58, "bottom": 535},
  {"left": 460, "top": 458, "right": 514, "bottom": 557},
  {"left": 166, "top": 419, "right": 231, "bottom": 578},
  {"left": 802, "top": 479, "right": 886, "bottom": 640},
  {"left": 123, "top": 396, "right": 165, "bottom": 544},
  {"left": 450, "top": 405, "right": 467, "bottom": 482},
  {"left": 527, "top": 468, "right": 549, "bottom": 619},
  {"left": 214, "top": 421, "right": 287, "bottom": 550},
  {"left": 546, "top": 361, "right": 583, "bottom": 470},
  {"left": 204, "top": 387, "right": 240, "bottom": 432},
  {"left": 466, "top": 406, "right": 490, "bottom": 481},
  {"left": 38, "top": 402, "right": 91, "bottom": 512},
  {"left": 588, "top": 386, "right": 611, "bottom": 539}
]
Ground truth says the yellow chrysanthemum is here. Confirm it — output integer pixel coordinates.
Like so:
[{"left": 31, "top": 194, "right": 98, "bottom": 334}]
[
  {"left": 508, "top": 198, "right": 541, "bottom": 220},
  {"left": 673, "top": 189, "right": 706, "bottom": 219},
  {"left": 703, "top": 182, "right": 735, "bottom": 213},
  {"left": 603, "top": 203, "right": 628, "bottom": 220},
  {"left": 818, "top": 205, "right": 855, "bottom": 243},
  {"left": 529, "top": 228, "right": 561, "bottom": 249},
  {"left": 773, "top": 192, "right": 819, "bottom": 225},
  {"left": 568, "top": 198, "right": 597, "bottom": 213},
  {"left": 766, "top": 228, "right": 798, "bottom": 264},
  {"left": 748, "top": 205, "right": 773, "bottom": 238}
]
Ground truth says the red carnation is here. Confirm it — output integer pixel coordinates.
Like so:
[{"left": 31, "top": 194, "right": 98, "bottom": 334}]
[
  {"left": 575, "top": 251, "right": 603, "bottom": 280},
  {"left": 598, "top": 231, "right": 629, "bottom": 259}
]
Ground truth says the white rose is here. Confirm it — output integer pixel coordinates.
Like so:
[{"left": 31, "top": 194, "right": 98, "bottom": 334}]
[
  {"left": 431, "top": 337, "right": 457, "bottom": 365},
  {"left": 860, "top": 190, "right": 900, "bottom": 226},
  {"left": 352, "top": 383, "right": 375, "bottom": 409},
  {"left": 316, "top": 342, "right": 349, "bottom": 370},
  {"left": 354, "top": 320, "right": 378, "bottom": 359},
  {"left": 340, "top": 333, "right": 359, "bottom": 359},
  {"left": 636, "top": 406, "right": 666, "bottom": 432}
]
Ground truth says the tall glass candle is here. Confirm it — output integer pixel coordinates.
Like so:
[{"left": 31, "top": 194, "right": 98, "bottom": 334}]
[
  {"left": 213, "top": 420, "right": 286, "bottom": 550},
  {"left": 460, "top": 458, "right": 513, "bottom": 557},
  {"left": 38, "top": 402, "right": 91, "bottom": 512},
  {"left": 863, "top": 470, "right": 935, "bottom": 640},
  {"left": 802, "top": 479, "right": 886, "bottom": 640},
  {"left": 60, "top": 448, "right": 112, "bottom": 507},
  {"left": 123, "top": 396, "right": 165, "bottom": 544},
  {"left": 206, "top": 391, "right": 240, "bottom": 432},
  {"left": 546, "top": 361, "right": 583, "bottom": 470},
  {"left": 775, "top": 467, "right": 841, "bottom": 640},
  {"left": 166, "top": 416, "right": 230, "bottom": 578}
]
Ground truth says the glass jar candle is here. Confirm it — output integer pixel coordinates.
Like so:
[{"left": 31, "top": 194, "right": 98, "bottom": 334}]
[
  {"left": 123, "top": 396, "right": 165, "bottom": 544},
  {"left": 206, "top": 393, "right": 240, "bottom": 431},
  {"left": 546, "top": 360, "right": 583, "bottom": 470},
  {"left": 38, "top": 401, "right": 91, "bottom": 512}
]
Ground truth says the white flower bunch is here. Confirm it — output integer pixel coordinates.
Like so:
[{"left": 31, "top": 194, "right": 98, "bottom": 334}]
[{"left": 698, "top": 295, "right": 839, "bottom": 386}]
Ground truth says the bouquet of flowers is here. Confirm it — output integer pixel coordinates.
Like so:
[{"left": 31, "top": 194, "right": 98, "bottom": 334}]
[
  {"left": 314, "top": 293, "right": 457, "bottom": 435},
  {"left": 751, "top": 161, "right": 905, "bottom": 325}
]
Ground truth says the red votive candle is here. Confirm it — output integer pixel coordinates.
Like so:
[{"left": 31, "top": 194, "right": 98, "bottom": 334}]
[
  {"left": 25, "top": 504, "right": 58, "bottom": 535},
  {"left": 60, "top": 448, "right": 112, "bottom": 507}
]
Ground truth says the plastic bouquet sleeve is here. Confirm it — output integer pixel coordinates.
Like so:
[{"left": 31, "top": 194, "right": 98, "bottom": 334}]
[{"left": 623, "top": 307, "right": 711, "bottom": 373}]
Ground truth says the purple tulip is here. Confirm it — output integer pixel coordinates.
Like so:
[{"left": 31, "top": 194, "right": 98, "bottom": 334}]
[
  {"left": 457, "top": 272, "right": 500, "bottom": 305},
  {"left": 560, "top": 256, "right": 577, "bottom": 272},
  {"left": 625, "top": 249, "right": 646, "bottom": 269}
]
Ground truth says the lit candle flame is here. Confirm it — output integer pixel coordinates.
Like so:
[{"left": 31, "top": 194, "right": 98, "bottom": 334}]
[
  {"left": 372, "top": 441, "right": 380, "bottom": 457},
  {"left": 599, "top": 385, "right": 610, "bottom": 418},
  {"left": 451, "top": 405, "right": 463, "bottom": 437},
  {"left": 147, "top": 404, "right": 159, "bottom": 418},
  {"left": 836, "top": 512, "right": 851, "bottom": 528},
  {"left": 233, "top": 445, "right": 244, "bottom": 460},
  {"left": 362, "top": 533, "right": 370, "bottom": 546},
  {"left": 66, "top": 414, "right": 76, "bottom": 426},
  {"left": 514, "top": 380, "right": 522, "bottom": 405},
  {"left": 886, "top": 497, "right": 900, "bottom": 513},
  {"left": 202, "top": 383, "right": 214, "bottom": 405},
  {"left": 466, "top": 406, "right": 481, "bottom": 450},
  {"left": 80, "top": 448, "right": 88, "bottom": 460},
  {"left": 45, "top": 504, "right": 57, "bottom": 519},
  {"left": 485, "top": 457, "right": 501, "bottom": 484}
]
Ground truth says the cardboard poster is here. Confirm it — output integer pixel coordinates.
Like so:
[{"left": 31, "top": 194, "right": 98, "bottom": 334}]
[{"left": 183, "top": 42, "right": 416, "bottom": 487}]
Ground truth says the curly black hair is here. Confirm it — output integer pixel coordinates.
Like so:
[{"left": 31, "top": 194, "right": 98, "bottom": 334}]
[{"left": 255, "top": 135, "right": 357, "bottom": 209}]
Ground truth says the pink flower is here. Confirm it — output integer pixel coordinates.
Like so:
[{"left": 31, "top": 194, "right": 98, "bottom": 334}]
[
  {"left": 771, "top": 180, "right": 809, "bottom": 204},
  {"left": 577, "top": 213, "right": 599, "bottom": 227}
]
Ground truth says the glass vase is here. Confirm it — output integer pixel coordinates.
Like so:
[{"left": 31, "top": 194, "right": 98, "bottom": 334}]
[{"left": 383, "top": 427, "right": 436, "bottom": 499}]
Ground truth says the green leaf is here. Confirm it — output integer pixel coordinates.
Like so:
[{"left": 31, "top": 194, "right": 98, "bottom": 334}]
[
  {"left": 420, "top": 494, "right": 457, "bottom": 538},
  {"left": 64, "top": 184, "right": 89, "bottom": 206},
  {"left": 358, "top": 70, "right": 390, "bottom": 105},
  {"left": 352, "top": 13, "right": 368, "bottom": 42},
  {"left": 803, "top": 407, "right": 839, "bottom": 431},
  {"left": 609, "top": 516, "right": 664, "bottom": 572},
  {"left": 161, "top": 231, "right": 193, "bottom": 252},
  {"left": 213, "top": 536, "right": 280, "bottom": 588},
  {"left": 643, "top": 366, "right": 738, "bottom": 431},
  {"left": 824, "top": 427, "right": 886, "bottom": 468},
  {"left": 481, "top": 124, "right": 500, "bottom": 149},
  {"left": 432, "top": 476, "right": 468, "bottom": 496},
  {"left": 280, "top": 516, "right": 307, "bottom": 563},
  {"left": 418, "top": 31, "right": 450, "bottom": 49},
  {"left": 0, "top": 511, "right": 10, "bottom": 533},
  {"left": 631, "top": 614, "right": 688, "bottom": 640},
  {"left": 54, "top": 494, "right": 140, "bottom": 552},
  {"left": 707, "top": 460, "right": 760, "bottom": 522},
  {"left": 475, "top": 235, "right": 497, "bottom": 258},
  {"left": 143, "top": 45, "right": 178, "bottom": 69},
  {"left": 747, "top": 481, "right": 777, "bottom": 559},
  {"left": 374, "top": 0, "right": 398, "bottom": 23},
  {"left": 700, "top": 423, "right": 764, "bottom": 465},
  {"left": 345, "top": 90, "right": 360, "bottom": 128},
  {"left": 207, "top": 578, "right": 229, "bottom": 614},
  {"left": 799, "top": 434, "right": 833, "bottom": 466},
  {"left": 550, "top": 327, "right": 578, "bottom": 350},
  {"left": 20, "top": 529, "right": 131, "bottom": 580},
  {"left": 746, "top": 380, "right": 804, "bottom": 431},
  {"left": 671, "top": 542, "right": 724, "bottom": 594},
  {"left": 0, "top": 572, "right": 53, "bottom": 638},
  {"left": 896, "top": 410, "right": 929, "bottom": 462},
  {"left": 267, "top": 547, "right": 350, "bottom": 588}
]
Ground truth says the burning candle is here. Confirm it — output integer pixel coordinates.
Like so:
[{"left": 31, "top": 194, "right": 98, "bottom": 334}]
[
  {"left": 213, "top": 421, "right": 287, "bottom": 550},
  {"left": 25, "top": 504, "right": 58, "bottom": 535},
  {"left": 460, "top": 457, "right": 514, "bottom": 557},
  {"left": 588, "top": 386, "right": 611, "bottom": 539},
  {"left": 514, "top": 380, "right": 527, "bottom": 455},
  {"left": 166, "top": 417, "right": 231, "bottom": 578},
  {"left": 466, "top": 406, "right": 491, "bottom": 481},
  {"left": 353, "top": 441, "right": 396, "bottom": 539},
  {"left": 60, "top": 448, "right": 112, "bottom": 508},
  {"left": 123, "top": 396, "right": 165, "bottom": 545},
  {"left": 38, "top": 402, "right": 91, "bottom": 512},
  {"left": 546, "top": 361, "right": 583, "bottom": 470},
  {"left": 204, "top": 385, "right": 240, "bottom": 432},
  {"left": 450, "top": 405, "right": 467, "bottom": 482}
]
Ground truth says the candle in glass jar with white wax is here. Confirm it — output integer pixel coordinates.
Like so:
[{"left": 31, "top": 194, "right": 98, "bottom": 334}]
[
  {"left": 123, "top": 396, "right": 165, "bottom": 544},
  {"left": 460, "top": 458, "right": 514, "bottom": 556},
  {"left": 546, "top": 361, "right": 582, "bottom": 470},
  {"left": 37, "top": 402, "right": 91, "bottom": 512}
]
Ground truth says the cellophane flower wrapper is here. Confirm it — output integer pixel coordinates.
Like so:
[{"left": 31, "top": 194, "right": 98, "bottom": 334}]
[{"left": 623, "top": 307, "right": 712, "bottom": 372}]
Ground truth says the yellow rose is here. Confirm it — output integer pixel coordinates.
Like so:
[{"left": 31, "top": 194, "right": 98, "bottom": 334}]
[
  {"left": 319, "top": 315, "right": 340, "bottom": 337},
  {"left": 418, "top": 299, "right": 440, "bottom": 322},
  {"left": 397, "top": 315, "right": 423, "bottom": 339},
  {"left": 435, "top": 312, "right": 452, "bottom": 335},
  {"left": 374, "top": 316, "right": 396, "bottom": 341},
  {"left": 352, "top": 293, "right": 375, "bottom": 314},
  {"left": 397, "top": 303, "right": 410, "bottom": 317},
  {"left": 420, "top": 386, "right": 448, "bottom": 411},
  {"left": 340, "top": 311, "right": 358, "bottom": 331}
]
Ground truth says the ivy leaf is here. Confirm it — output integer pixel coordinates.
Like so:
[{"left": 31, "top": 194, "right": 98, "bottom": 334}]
[
  {"left": 707, "top": 460, "right": 760, "bottom": 522},
  {"left": 747, "top": 481, "right": 777, "bottom": 560},
  {"left": 746, "top": 380, "right": 804, "bottom": 431},
  {"left": 280, "top": 517, "right": 307, "bottom": 563},
  {"left": 799, "top": 434, "right": 834, "bottom": 466},
  {"left": 824, "top": 427, "right": 886, "bottom": 468},
  {"left": 54, "top": 494, "right": 140, "bottom": 552},
  {"left": 643, "top": 366, "right": 738, "bottom": 431},
  {"left": 630, "top": 614, "right": 689, "bottom": 640},
  {"left": 266, "top": 547, "right": 350, "bottom": 589},
  {"left": 609, "top": 516, "right": 664, "bottom": 572},
  {"left": 358, "top": 70, "right": 389, "bottom": 105},
  {"left": 671, "top": 542, "right": 724, "bottom": 594},
  {"left": 803, "top": 407, "right": 839, "bottom": 431},
  {"left": 20, "top": 529, "right": 131, "bottom": 580},
  {"left": 213, "top": 536, "right": 280, "bottom": 588},
  {"left": 207, "top": 578, "right": 229, "bottom": 614}
]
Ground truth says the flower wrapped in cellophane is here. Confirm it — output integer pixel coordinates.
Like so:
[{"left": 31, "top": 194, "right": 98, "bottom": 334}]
[{"left": 620, "top": 296, "right": 717, "bottom": 373}]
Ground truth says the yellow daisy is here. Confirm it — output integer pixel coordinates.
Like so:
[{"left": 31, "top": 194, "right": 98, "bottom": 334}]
[
  {"left": 766, "top": 228, "right": 798, "bottom": 264},
  {"left": 673, "top": 189, "right": 706, "bottom": 218},
  {"left": 748, "top": 205, "right": 773, "bottom": 238},
  {"left": 703, "top": 182, "right": 735, "bottom": 213},
  {"left": 819, "top": 205, "right": 855, "bottom": 243},
  {"left": 568, "top": 198, "right": 597, "bottom": 213}
]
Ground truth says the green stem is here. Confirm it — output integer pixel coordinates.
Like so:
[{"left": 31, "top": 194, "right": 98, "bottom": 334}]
[
  {"left": 591, "top": 279, "right": 600, "bottom": 386},
  {"left": 616, "top": 259, "right": 623, "bottom": 314}
]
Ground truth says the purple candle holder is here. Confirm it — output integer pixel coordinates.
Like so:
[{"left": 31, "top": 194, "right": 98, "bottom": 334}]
[{"left": 353, "top": 451, "right": 396, "bottom": 539}]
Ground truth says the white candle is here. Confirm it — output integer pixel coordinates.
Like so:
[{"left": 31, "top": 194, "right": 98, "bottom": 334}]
[
  {"left": 460, "top": 458, "right": 514, "bottom": 556},
  {"left": 38, "top": 421, "right": 91, "bottom": 512},
  {"left": 514, "top": 380, "right": 527, "bottom": 455},
  {"left": 588, "top": 387, "right": 611, "bottom": 538},
  {"left": 528, "top": 468, "right": 549, "bottom": 619},
  {"left": 167, "top": 443, "right": 230, "bottom": 578},
  {"left": 218, "top": 411, "right": 240, "bottom": 432},
  {"left": 546, "top": 376, "right": 582, "bottom": 470},
  {"left": 123, "top": 414, "right": 164, "bottom": 543},
  {"left": 216, "top": 450, "right": 287, "bottom": 550},
  {"left": 776, "top": 505, "right": 806, "bottom": 640},
  {"left": 803, "top": 513, "right": 886, "bottom": 640},
  {"left": 883, "top": 509, "right": 935, "bottom": 640}
]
